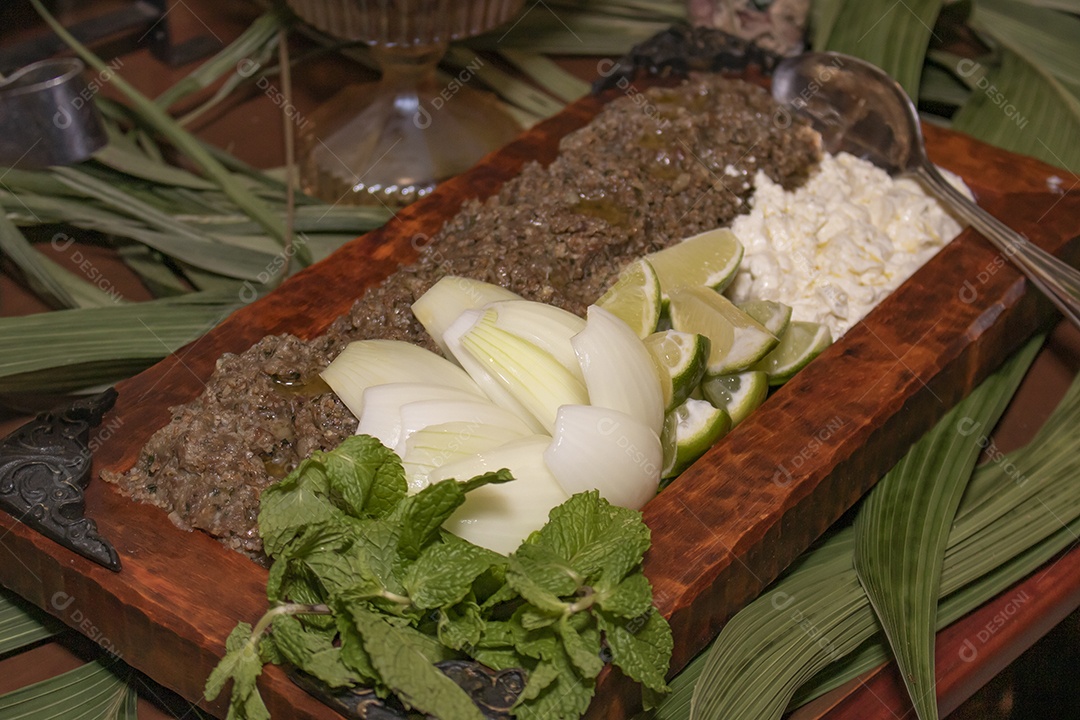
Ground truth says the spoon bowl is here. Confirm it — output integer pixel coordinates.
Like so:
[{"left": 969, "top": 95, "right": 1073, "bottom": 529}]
[{"left": 772, "top": 51, "right": 1080, "bottom": 329}]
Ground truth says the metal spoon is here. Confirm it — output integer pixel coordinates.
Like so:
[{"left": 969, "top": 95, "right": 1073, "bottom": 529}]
[{"left": 771, "top": 51, "right": 1080, "bottom": 328}]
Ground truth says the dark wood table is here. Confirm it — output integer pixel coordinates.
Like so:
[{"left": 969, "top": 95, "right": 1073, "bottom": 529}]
[{"left": 1, "top": 2, "right": 1078, "bottom": 718}]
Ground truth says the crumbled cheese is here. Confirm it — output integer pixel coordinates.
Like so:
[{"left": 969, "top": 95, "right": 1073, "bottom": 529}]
[{"left": 725, "top": 152, "right": 965, "bottom": 338}]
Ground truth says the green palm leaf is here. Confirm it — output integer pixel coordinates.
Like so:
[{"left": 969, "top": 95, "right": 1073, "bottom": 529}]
[
  {"left": 815, "top": 0, "right": 945, "bottom": 98},
  {"left": 678, "top": 337, "right": 1061, "bottom": 720},
  {"left": 950, "top": 1, "right": 1080, "bottom": 172},
  {"left": 0, "top": 661, "right": 137, "bottom": 720},
  {"left": 0, "top": 291, "right": 241, "bottom": 393},
  {"left": 851, "top": 339, "right": 1040, "bottom": 720},
  {"left": 0, "top": 592, "right": 61, "bottom": 656}
]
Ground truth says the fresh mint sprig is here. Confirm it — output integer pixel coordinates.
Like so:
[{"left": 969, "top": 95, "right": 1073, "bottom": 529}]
[{"left": 206, "top": 434, "right": 672, "bottom": 719}]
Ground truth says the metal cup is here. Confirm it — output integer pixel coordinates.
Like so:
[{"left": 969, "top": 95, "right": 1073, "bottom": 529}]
[{"left": 0, "top": 58, "right": 107, "bottom": 168}]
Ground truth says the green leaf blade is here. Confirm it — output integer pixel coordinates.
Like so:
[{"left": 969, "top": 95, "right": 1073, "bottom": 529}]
[{"left": 851, "top": 337, "right": 1042, "bottom": 720}]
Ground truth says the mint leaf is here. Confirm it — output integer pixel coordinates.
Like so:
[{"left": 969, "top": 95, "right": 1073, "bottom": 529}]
[
  {"left": 324, "top": 435, "right": 406, "bottom": 518},
  {"left": 305, "top": 647, "right": 365, "bottom": 689},
  {"left": 395, "top": 472, "right": 514, "bottom": 561},
  {"left": 437, "top": 603, "right": 484, "bottom": 651},
  {"left": 271, "top": 523, "right": 367, "bottom": 603},
  {"left": 478, "top": 572, "right": 517, "bottom": 612},
  {"left": 515, "top": 660, "right": 557, "bottom": 704},
  {"left": 506, "top": 544, "right": 583, "bottom": 613},
  {"left": 513, "top": 644, "right": 594, "bottom": 720},
  {"left": 259, "top": 436, "right": 409, "bottom": 558},
  {"left": 336, "top": 612, "right": 378, "bottom": 680},
  {"left": 205, "top": 623, "right": 269, "bottom": 720},
  {"left": 531, "top": 491, "right": 650, "bottom": 584},
  {"left": 458, "top": 469, "right": 515, "bottom": 493},
  {"left": 274, "top": 613, "right": 364, "bottom": 689},
  {"left": 597, "top": 571, "right": 653, "bottom": 619},
  {"left": 511, "top": 543, "right": 582, "bottom": 596},
  {"left": 519, "top": 607, "right": 559, "bottom": 630},
  {"left": 394, "top": 479, "right": 467, "bottom": 561},
  {"left": 349, "top": 518, "right": 407, "bottom": 598},
  {"left": 349, "top": 607, "right": 485, "bottom": 720},
  {"left": 473, "top": 646, "right": 529, "bottom": 673},
  {"left": 557, "top": 615, "right": 604, "bottom": 679},
  {"left": 258, "top": 458, "right": 343, "bottom": 558},
  {"left": 270, "top": 614, "right": 322, "bottom": 668},
  {"left": 598, "top": 608, "right": 672, "bottom": 694},
  {"left": 405, "top": 538, "right": 501, "bottom": 609},
  {"left": 510, "top": 609, "right": 561, "bottom": 661}
]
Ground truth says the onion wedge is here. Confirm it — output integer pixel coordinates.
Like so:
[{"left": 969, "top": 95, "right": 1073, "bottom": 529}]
[
  {"left": 572, "top": 305, "right": 665, "bottom": 436},
  {"left": 412, "top": 276, "right": 522, "bottom": 357},
  {"left": 401, "top": 421, "right": 530, "bottom": 493},
  {"left": 485, "top": 300, "right": 587, "bottom": 382},
  {"left": 444, "top": 309, "right": 587, "bottom": 433},
  {"left": 396, "top": 399, "right": 535, "bottom": 456},
  {"left": 321, "top": 340, "right": 482, "bottom": 418},
  {"left": 544, "top": 404, "right": 661, "bottom": 510},
  {"left": 356, "top": 383, "right": 483, "bottom": 449},
  {"left": 435, "top": 436, "right": 569, "bottom": 555}
]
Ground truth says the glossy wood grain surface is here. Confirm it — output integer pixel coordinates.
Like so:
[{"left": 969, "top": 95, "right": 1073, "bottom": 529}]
[{"left": 0, "top": 80, "right": 1077, "bottom": 719}]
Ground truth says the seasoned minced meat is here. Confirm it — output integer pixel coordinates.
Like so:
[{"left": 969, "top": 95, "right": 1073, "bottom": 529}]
[{"left": 105, "top": 76, "right": 820, "bottom": 558}]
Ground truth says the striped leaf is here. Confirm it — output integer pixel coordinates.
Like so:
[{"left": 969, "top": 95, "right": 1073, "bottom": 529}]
[
  {"left": 852, "top": 337, "right": 1042, "bottom": 720},
  {"left": 28, "top": 0, "right": 305, "bottom": 264},
  {"left": 679, "top": 337, "right": 1053, "bottom": 720},
  {"left": 0, "top": 661, "right": 136, "bottom": 720},
  {"left": 818, "top": 0, "right": 945, "bottom": 99},
  {"left": 0, "top": 291, "right": 241, "bottom": 393},
  {"left": 0, "top": 590, "right": 62, "bottom": 655},
  {"left": 951, "top": 1, "right": 1080, "bottom": 172}
]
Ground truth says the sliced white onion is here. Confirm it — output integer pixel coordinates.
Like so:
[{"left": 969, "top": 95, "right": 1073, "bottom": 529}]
[
  {"left": 356, "top": 383, "right": 481, "bottom": 449},
  {"left": 571, "top": 305, "right": 665, "bottom": 436},
  {"left": 445, "top": 309, "right": 588, "bottom": 434},
  {"left": 443, "top": 309, "right": 541, "bottom": 432},
  {"left": 544, "top": 404, "right": 661, "bottom": 510},
  {"left": 412, "top": 276, "right": 522, "bottom": 357},
  {"left": 321, "top": 340, "right": 482, "bottom": 418},
  {"left": 402, "top": 421, "right": 533, "bottom": 493},
  {"left": 485, "top": 300, "right": 587, "bottom": 382},
  {"left": 396, "top": 399, "right": 535, "bottom": 456},
  {"left": 447, "top": 309, "right": 588, "bottom": 433},
  {"left": 436, "top": 436, "right": 569, "bottom": 555}
]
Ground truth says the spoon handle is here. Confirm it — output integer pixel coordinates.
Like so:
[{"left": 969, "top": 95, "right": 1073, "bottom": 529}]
[{"left": 915, "top": 163, "right": 1080, "bottom": 329}]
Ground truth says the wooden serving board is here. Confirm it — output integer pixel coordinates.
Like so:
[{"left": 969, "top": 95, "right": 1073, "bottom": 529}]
[{"left": 0, "top": 79, "right": 1078, "bottom": 719}]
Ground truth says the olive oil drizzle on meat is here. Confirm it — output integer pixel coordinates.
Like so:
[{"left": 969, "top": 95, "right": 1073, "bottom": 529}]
[{"left": 103, "top": 76, "right": 820, "bottom": 559}]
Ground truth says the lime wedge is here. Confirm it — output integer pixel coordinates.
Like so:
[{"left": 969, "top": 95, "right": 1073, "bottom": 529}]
[
  {"left": 643, "top": 330, "right": 710, "bottom": 410},
  {"left": 701, "top": 371, "right": 768, "bottom": 426},
  {"left": 647, "top": 228, "right": 744, "bottom": 305},
  {"left": 668, "top": 287, "right": 778, "bottom": 375},
  {"left": 737, "top": 299, "right": 792, "bottom": 337},
  {"left": 595, "top": 258, "right": 662, "bottom": 339},
  {"left": 660, "top": 398, "right": 732, "bottom": 480},
  {"left": 753, "top": 321, "right": 832, "bottom": 385}
]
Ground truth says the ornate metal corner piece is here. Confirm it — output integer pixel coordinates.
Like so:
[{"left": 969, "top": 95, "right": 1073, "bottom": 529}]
[
  {"left": 0, "top": 389, "right": 122, "bottom": 571},
  {"left": 592, "top": 24, "right": 783, "bottom": 94}
]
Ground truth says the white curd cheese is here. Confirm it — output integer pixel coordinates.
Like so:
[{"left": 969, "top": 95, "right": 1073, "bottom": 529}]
[{"left": 725, "top": 152, "right": 966, "bottom": 338}]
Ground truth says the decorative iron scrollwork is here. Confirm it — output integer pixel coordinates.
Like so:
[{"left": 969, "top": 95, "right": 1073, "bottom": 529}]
[
  {"left": 592, "top": 24, "right": 783, "bottom": 94},
  {"left": 0, "top": 389, "right": 121, "bottom": 571}
]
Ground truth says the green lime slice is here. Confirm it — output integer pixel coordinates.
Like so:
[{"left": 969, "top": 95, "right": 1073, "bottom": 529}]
[
  {"left": 595, "top": 258, "right": 662, "bottom": 339},
  {"left": 660, "top": 398, "right": 732, "bottom": 479},
  {"left": 668, "top": 286, "right": 778, "bottom": 375},
  {"left": 643, "top": 330, "right": 710, "bottom": 410},
  {"left": 737, "top": 299, "right": 792, "bottom": 338},
  {"left": 753, "top": 321, "right": 833, "bottom": 385},
  {"left": 701, "top": 371, "right": 769, "bottom": 426},
  {"left": 647, "top": 228, "right": 744, "bottom": 306}
]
